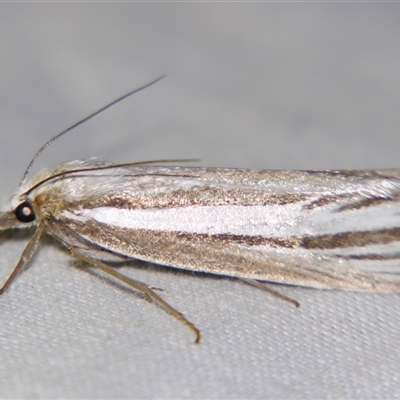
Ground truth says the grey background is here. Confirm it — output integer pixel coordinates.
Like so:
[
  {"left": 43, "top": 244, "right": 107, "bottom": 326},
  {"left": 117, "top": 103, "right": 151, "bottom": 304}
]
[{"left": 1, "top": 4, "right": 400, "bottom": 399}]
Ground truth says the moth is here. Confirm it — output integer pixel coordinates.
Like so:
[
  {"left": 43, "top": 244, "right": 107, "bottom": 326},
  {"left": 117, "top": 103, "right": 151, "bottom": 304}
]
[{"left": 1, "top": 78, "right": 400, "bottom": 344}]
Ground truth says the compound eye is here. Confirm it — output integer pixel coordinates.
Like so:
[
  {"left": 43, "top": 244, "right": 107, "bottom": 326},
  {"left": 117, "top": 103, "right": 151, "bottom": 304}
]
[{"left": 14, "top": 202, "right": 36, "bottom": 223}]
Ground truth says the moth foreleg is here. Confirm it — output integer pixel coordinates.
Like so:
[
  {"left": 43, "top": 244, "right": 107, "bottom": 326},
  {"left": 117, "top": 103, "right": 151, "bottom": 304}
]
[
  {"left": 0, "top": 223, "right": 45, "bottom": 294},
  {"left": 69, "top": 247, "right": 201, "bottom": 344}
]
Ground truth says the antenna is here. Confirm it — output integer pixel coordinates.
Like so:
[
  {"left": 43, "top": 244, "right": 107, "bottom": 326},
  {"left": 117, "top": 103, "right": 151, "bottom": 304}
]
[{"left": 22, "top": 75, "right": 165, "bottom": 183}]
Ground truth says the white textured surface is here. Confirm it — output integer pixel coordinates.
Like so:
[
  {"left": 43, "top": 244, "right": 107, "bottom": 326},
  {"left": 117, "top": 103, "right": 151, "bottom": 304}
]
[{"left": 1, "top": 4, "right": 400, "bottom": 399}]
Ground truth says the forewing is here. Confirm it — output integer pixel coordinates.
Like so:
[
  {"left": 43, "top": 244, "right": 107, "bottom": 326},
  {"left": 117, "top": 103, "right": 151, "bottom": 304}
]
[{"left": 43, "top": 166, "right": 400, "bottom": 293}]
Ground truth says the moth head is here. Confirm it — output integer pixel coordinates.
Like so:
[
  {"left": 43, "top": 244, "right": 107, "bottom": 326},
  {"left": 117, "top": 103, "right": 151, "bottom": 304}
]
[
  {"left": 0, "top": 162, "right": 70, "bottom": 231},
  {"left": 0, "top": 200, "right": 36, "bottom": 230}
]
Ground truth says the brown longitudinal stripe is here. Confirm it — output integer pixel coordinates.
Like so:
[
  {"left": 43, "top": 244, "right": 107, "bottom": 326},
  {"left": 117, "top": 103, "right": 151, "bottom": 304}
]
[
  {"left": 339, "top": 252, "right": 400, "bottom": 261},
  {"left": 337, "top": 197, "right": 390, "bottom": 212},
  {"left": 176, "top": 228, "right": 400, "bottom": 250},
  {"left": 301, "top": 227, "right": 400, "bottom": 249},
  {"left": 173, "top": 232, "right": 300, "bottom": 248},
  {"left": 304, "top": 169, "right": 392, "bottom": 179},
  {"left": 302, "top": 193, "right": 353, "bottom": 210},
  {"left": 305, "top": 193, "right": 400, "bottom": 212},
  {"left": 84, "top": 186, "right": 310, "bottom": 210}
]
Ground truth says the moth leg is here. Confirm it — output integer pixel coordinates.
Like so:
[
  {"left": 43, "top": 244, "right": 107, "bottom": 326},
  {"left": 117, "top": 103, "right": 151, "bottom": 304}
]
[
  {"left": 240, "top": 278, "right": 300, "bottom": 308},
  {"left": 69, "top": 248, "right": 201, "bottom": 344},
  {"left": 0, "top": 223, "right": 45, "bottom": 294}
]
